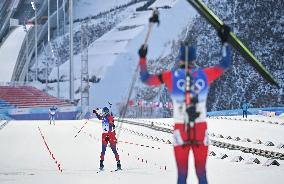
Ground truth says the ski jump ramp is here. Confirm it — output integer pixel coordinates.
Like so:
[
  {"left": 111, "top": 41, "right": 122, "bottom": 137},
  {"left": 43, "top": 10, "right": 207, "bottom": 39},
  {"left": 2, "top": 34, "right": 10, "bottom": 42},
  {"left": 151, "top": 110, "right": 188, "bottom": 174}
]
[{"left": 0, "top": 26, "right": 26, "bottom": 82}]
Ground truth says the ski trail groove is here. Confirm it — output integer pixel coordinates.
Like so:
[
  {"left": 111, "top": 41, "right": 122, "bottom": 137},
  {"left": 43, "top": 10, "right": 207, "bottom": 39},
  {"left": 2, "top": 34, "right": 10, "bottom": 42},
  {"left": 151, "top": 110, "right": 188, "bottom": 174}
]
[{"left": 117, "top": 119, "right": 284, "bottom": 160}]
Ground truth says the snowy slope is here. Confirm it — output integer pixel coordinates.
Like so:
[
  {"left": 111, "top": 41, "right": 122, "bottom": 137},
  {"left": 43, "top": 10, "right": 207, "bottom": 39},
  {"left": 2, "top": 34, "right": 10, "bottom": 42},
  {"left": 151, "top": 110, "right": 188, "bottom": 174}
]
[
  {"left": 46, "top": 1, "right": 145, "bottom": 99},
  {"left": 0, "top": 115, "right": 284, "bottom": 184},
  {"left": 150, "top": 0, "right": 178, "bottom": 8},
  {"left": 74, "top": 0, "right": 134, "bottom": 19},
  {"left": 88, "top": 0, "right": 197, "bottom": 112},
  {"left": 46, "top": 0, "right": 197, "bottom": 113},
  {"left": 0, "top": 26, "right": 26, "bottom": 82}
]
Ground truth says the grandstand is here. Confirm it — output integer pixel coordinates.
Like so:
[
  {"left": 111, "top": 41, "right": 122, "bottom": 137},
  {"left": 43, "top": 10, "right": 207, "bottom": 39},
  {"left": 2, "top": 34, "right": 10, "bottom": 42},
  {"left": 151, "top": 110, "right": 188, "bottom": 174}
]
[
  {"left": 0, "top": 85, "right": 79, "bottom": 120},
  {"left": 0, "top": 99, "right": 15, "bottom": 109},
  {"left": 0, "top": 85, "right": 70, "bottom": 108}
]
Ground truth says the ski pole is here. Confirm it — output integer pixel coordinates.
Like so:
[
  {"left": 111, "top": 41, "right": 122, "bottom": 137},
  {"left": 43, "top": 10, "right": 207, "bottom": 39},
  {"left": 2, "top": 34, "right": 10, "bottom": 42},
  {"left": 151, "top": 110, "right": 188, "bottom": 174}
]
[
  {"left": 144, "top": 24, "right": 153, "bottom": 48},
  {"left": 108, "top": 101, "right": 113, "bottom": 115},
  {"left": 116, "top": 8, "right": 160, "bottom": 138},
  {"left": 74, "top": 121, "right": 88, "bottom": 138},
  {"left": 119, "top": 8, "right": 160, "bottom": 121},
  {"left": 143, "top": 8, "right": 159, "bottom": 48},
  {"left": 108, "top": 101, "right": 112, "bottom": 108}
]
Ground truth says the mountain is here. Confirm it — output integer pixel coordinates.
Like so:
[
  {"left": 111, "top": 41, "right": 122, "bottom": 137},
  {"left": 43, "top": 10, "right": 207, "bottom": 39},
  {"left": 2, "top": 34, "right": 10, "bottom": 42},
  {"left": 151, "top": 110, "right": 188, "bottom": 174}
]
[{"left": 181, "top": 0, "right": 284, "bottom": 111}]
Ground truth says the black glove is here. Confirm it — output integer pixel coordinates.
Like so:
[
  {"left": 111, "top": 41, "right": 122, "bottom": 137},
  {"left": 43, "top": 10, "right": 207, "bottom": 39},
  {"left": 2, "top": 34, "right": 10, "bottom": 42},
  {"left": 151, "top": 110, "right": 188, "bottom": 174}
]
[
  {"left": 186, "top": 106, "right": 200, "bottom": 122},
  {"left": 149, "top": 9, "right": 159, "bottom": 24},
  {"left": 105, "top": 135, "right": 110, "bottom": 142},
  {"left": 112, "top": 124, "right": 115, "bottom": 129},
  {"left": 218, "top": 24, "right": 231, "bottom": 44},
  {"left": 149, "top": 15, "right": 159, "bottom": 25},
  {"left": 93, "top": 108, "right": 99, "bottom": 114},
  {"left": 138, "top": 45, "right": 148, "bottom": 58}
]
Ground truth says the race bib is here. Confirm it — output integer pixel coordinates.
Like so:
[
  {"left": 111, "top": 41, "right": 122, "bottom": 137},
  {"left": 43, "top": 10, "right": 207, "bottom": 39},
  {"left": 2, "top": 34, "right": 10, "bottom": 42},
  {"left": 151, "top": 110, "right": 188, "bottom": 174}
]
[
  {"left": 102, "top": 117, "right": 109, "bottom": 133},
  {"left": 102, "top": 124, "right": 109, "bottom": 133}
]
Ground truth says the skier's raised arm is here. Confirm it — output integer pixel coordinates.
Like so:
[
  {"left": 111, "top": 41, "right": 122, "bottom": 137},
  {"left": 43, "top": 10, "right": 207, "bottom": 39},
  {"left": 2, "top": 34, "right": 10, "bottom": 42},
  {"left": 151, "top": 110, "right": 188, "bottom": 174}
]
[
  {"left": 204, "top": 24, "right": 232, "bottom": 85},
  {"left": 93, "top": 108, "right": 102, "bottom": 120},
  {"left": 138, "top": 45, "right": 172, "bottom": 88}
]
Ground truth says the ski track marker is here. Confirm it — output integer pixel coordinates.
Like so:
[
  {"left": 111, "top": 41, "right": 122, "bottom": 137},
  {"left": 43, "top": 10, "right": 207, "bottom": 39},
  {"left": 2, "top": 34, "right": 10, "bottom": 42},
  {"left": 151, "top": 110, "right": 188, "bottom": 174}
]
[{"left": 38, "top": 126, "right": 63, "bottom": 173}]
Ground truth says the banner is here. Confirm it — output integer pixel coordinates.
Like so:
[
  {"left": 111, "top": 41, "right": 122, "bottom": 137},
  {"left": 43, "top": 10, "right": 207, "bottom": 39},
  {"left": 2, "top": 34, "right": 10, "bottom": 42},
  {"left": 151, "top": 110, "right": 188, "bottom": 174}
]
[{"left": 128, "top": 99, "right": 173, "bottom": 109}]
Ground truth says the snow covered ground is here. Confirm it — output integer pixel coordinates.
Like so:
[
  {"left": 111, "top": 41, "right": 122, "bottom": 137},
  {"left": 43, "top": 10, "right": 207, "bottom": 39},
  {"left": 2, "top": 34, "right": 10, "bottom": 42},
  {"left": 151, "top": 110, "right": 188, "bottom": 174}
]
[
  {"left": 74, "top": 0, "right": 133, "bottom": 19},
  {"left": 0, "top": 115, "right": 284, "bottom": 184}
]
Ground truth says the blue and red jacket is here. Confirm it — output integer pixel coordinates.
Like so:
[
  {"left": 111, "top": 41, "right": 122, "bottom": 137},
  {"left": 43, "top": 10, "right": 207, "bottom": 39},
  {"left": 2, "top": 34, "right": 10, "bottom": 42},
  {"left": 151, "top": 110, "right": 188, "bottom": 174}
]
[
  {"left": 139, "top": 44, "right": 232, "bottom": 124},
  {"left": 94, "top": 111, "right": 115, "bottom": 133}
]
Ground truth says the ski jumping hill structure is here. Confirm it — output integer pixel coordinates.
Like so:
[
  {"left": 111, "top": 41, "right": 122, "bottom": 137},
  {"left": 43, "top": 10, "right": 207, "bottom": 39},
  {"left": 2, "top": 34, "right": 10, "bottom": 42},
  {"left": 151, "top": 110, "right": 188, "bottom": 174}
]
[
  {"left": 46, "top": 0, "right": 195, "bottom": 112},
  {"left": 0, "top": 26, "right": 26, "bottom": 82}
]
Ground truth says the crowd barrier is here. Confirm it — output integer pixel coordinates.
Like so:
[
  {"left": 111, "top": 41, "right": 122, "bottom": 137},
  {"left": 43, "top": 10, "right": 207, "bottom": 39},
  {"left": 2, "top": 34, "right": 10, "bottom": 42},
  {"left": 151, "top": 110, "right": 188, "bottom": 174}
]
[
  {"left": 0, "top": 106, "right": 81, "bottom": 120},
  {"left": 207, "top": 107, "right": 284, "bottom": 117}
]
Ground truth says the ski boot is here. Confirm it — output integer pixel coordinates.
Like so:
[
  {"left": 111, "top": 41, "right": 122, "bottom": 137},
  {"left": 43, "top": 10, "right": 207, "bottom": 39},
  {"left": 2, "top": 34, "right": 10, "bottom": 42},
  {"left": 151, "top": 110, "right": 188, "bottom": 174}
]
[
  {"left": 99, "top": 160, "right": 104, "bottom": 170},
  {"left": 117, "top": 160, "right": 122, "bottom": 170}
]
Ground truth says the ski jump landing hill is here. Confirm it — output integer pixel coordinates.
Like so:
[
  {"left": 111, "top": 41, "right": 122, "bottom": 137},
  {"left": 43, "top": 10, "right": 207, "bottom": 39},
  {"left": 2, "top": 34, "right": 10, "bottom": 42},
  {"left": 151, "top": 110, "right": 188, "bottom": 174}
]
[{"left": 0, "top": 26, "right": 26, "bottom": 82}]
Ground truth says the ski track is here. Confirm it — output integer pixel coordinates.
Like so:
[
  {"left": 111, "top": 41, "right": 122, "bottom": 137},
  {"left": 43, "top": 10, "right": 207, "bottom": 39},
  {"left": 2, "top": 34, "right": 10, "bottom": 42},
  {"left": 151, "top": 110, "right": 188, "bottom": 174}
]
[{"left": 0, "top": 115, "right": 284, "bottom": 184}]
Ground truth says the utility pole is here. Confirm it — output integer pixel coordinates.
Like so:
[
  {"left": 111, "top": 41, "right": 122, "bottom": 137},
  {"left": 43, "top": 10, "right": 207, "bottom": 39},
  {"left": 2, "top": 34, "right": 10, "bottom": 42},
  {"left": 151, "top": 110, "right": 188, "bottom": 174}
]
[
  {"left": 80, "top": 23, "right": 89, "bottom": 117},
  {"left": 69, "top": 0, "right": 74, "bottom": 103},
  {"left": 63, "top": 0, "right": 66, "bottom": 34},
  {"left": 23, "top": 23, "right": 29, "bottom": 83},
  {"left": 57, "top": 0, "right": 59, "bottom": 37},
  {"left": 50, "top": 45, "right": 60, "bottom": 99},
  {"left": 41, "top": 42, "right": 48, "bottom": 90},
  {"left": 31, "top": 1, "right": 38, "bottom": 81},
  {"left": 46, "top": 63, "right": 48, "bottom": 89},
  {"left": 48, "top": 0, "right": 50, "bottom": 42},
  {"left": 57, "top": 60, "right": 60, "bottom": 98}
]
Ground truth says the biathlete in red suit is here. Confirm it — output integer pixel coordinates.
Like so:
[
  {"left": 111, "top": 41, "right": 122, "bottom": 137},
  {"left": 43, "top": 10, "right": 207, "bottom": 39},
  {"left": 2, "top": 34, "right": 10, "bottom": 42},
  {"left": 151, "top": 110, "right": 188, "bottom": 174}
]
[
  {"left": 93, "top": 107, "right": 121, "bottom": 170},
  {"left": 137, "top": 25, "right": 232, "bottom": 184}
]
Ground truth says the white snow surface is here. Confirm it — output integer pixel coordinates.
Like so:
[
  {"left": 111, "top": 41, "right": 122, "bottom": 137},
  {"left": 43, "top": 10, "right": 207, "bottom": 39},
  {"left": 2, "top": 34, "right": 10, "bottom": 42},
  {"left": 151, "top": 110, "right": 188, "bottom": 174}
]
[
  {"left": 0, "top": 26, "right": 26, "bottom": 82},
  {"left": 150, "top": 0, "right": 178, "bottom": 8},
  {"left": 0, "top": 115, "right": 284, "bottom": 184},
  {"left": 74, "top": 0, "right": 134, "bottom": 19}
]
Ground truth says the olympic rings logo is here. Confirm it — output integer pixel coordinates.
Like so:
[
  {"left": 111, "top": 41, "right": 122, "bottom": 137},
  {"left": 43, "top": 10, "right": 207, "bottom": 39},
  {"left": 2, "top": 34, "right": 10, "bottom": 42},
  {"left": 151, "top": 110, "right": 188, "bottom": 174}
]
[{"left": 176, "top": 79, "right": 205, "bottom": 94}]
